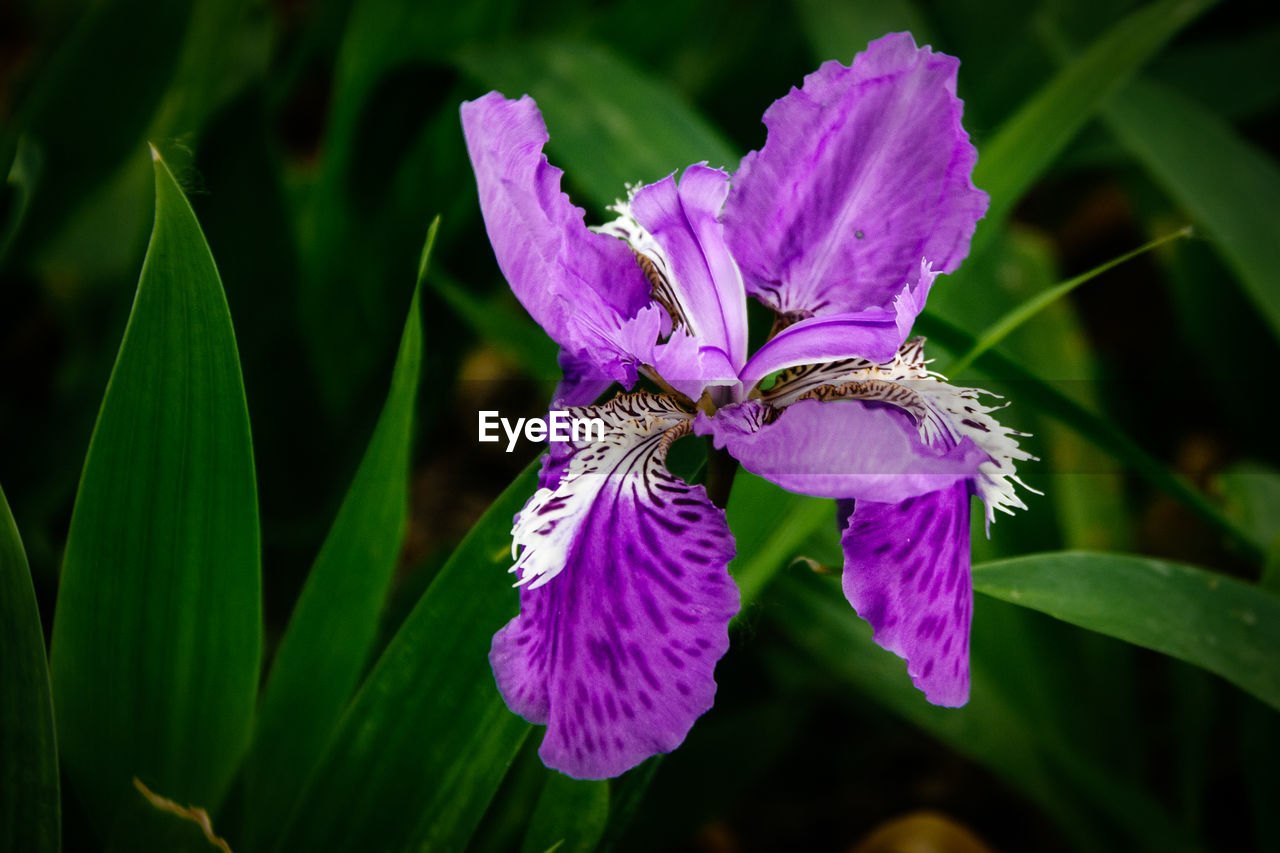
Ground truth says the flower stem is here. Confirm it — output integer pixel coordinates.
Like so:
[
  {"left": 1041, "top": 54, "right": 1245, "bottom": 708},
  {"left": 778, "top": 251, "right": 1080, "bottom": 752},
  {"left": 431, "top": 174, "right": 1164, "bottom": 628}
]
[{"left": 705, "top": 444, "right": 739, "bottom": 509}]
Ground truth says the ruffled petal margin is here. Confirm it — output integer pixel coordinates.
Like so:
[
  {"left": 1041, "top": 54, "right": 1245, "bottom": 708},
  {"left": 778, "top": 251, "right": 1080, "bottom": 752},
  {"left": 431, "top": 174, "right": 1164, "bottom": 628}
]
[
  {"left": 695, "top": 397, "right": 986, "bottom": 503},
  {"left": 724, "top": 32, "right": 988, "bottom": 318},
  {"left": 491, "top": 393, "right": 739, "bottom": 778},
  {"left": 461, "top": 92, "right": 658, "bottom": 386}
]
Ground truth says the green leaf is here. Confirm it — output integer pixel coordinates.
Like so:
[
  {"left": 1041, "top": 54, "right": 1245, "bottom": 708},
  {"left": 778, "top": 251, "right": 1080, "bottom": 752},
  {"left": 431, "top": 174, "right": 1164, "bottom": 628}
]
[
  {"left": 241, "top": 224, "right": 431, "bottom": 851},
  {"left": 456, "top": 39, "right": 739, "bottom": 212},
  {"left": 938, "top": 227, "right": 1133, "bottom": 554},
  {"left": 1217, "top": 462, "right": 1280, "bottom": 581},
  {"left": 273, "top": 463, "right": 539, "bottom": 852},
  {"left": 973, "top": 551, "right": 1280, "bottom": 711},
  {"left": 296, "top": 0, "right": 516, "bottom": 415},
  {"left": 49, "top": 147, "right": 261, "bottom": 831},
  {"left": 914, "top": 311, "right": 1263, "bottom": 560},
  {"left": 520, "top": 775, "right": 610, "bottom": 853},
  {"left": 1103, "top": 78, "right": 1280, "bottom": 340},
  {"left": 0, "top": 485, "right": 59, "bottom": 853},
  {"left": 726, "top": 471, "right": 832, "bottom": 610},
  {"left": 971, "top": 0, "right": 1214, "bottom": 254},
  {"left": 770, "top": 570, "right": 1200, "bottom": 852}
]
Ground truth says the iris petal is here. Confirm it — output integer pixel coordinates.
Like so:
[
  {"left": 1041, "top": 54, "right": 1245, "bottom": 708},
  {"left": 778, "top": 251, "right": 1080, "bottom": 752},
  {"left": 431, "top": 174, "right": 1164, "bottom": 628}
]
[
  {"left": 461, "top": 92, "right": 657, "bottom": 386},
  {"left": 737, "top": 309, "right": 902, "bottom": 391},
  {"left": 725, "top": 32, "right": 988, "bottom": 318},
  {"left": 597, "top": 165, "right": 748, "bottom": 399},
  {"left": 491, "top": 393, "right": 739, "bottom": 779},
  {"left": 696, "top": 398, "right": 986, "bottom": 503},
  {"left": 841, "top": 483, "right": 973, "bottom": 706}
]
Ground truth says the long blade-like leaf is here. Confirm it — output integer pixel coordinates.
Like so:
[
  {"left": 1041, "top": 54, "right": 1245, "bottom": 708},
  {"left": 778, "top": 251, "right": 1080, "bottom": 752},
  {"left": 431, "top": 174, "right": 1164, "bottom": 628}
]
[
  {"left": 915, "top": 311, "right": 1262, "bottom": 559},
  {"left": 273, "top": 463, "right": 539, "bottom": 852},
  {"left": 0, "top": 485, "right": 59, "bottom": 853},
  {"left": 727, "top": 472, "right": 831, "bottom": 611},
  {"left": 521, "top": 775, "right": 610, "bottom": 853},
  {"left": 972, "top": 0, "right": 1214, "bottom": 253},
  {"left": 242, "top": 223, "right": 432, "bottom": 851},
  {"left": 1104, "top": 78, "right": 1280, "bottom": 340},
  {"left": 49, "top": 147, "right": 261, "bottom": 832},
  {"left": 973, "top": 551, "right": 1280, "bottom": 710},
  {"left": 770, "top": 571, "right": 1200, "bottom": 852}
]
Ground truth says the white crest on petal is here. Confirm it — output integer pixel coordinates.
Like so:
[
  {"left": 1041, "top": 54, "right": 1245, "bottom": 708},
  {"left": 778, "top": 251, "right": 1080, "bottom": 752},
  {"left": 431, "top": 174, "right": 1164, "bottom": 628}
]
[
  {"left": 773, "top": 338, "right": 1036, "bottom": 522},
  {"left": 593, "top": 194, "right": 693, "bottom": 337},
  {"left": 510, "top": 393, "right": 691, "bottom": 589}
]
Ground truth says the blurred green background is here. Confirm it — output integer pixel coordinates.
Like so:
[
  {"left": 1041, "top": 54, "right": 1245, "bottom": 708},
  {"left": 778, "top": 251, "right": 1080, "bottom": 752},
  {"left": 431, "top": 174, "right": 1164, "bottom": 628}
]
[{"left": 2, "top": 0, "right": 1279, "bottom": 851}]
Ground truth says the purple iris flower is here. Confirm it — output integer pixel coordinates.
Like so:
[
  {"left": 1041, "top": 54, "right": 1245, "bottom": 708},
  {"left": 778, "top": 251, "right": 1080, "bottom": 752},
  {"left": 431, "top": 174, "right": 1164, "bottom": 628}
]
[{"left": 461, "top": 33, "right": 1032, "bottom": 779}]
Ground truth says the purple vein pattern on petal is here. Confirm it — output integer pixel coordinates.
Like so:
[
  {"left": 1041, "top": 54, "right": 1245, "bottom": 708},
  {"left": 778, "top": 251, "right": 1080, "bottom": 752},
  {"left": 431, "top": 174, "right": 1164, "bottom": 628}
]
[
  {"left": 696, "top": 398, "right": 985, "bottom": 502},
  {"left": 724, "top": 32, "right": 988, "bottom": 317},
  {"left": 491, "top": 393, "right": 739, "bottom": 779},
  {"left": 841, "top": 482, "right": 972, "bottom": 706},
  {"left": 461, "top": 92, "right": 656, "bottom": 384}
]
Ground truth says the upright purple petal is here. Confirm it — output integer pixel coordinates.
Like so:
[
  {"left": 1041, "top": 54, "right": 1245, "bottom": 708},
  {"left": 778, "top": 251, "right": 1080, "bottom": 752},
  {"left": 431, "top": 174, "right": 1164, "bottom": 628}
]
[
  {"left": 627, "top": 165, "right": 748, "bottom": 370},
  {"left": 461, "top": 92, "right": 655, "bottom": 384},
  {"left": 841, "top": 483, "right": 972, "bottom": 706},
  {"left": 596, "top": 165, "right": 748, "bottom": 399},
  {"left": 725, "top": 32, "right": 988, "bottom": 317},
  {"left": 695, "top": 398, "right": 986, "bottom": 503},
  {"left": 491, "top": 393, "right": 740, "bottom": 778}
]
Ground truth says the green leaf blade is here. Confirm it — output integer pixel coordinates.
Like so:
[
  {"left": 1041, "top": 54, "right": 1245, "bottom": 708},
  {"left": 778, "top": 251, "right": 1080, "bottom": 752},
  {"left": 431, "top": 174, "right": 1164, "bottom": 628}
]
[
  {"left": 273, "top": 464, "right": 541, "bottom": 852},
  {"left": 520, "top": 775, "right": 609, "bottom": 853},
  {"left": 1104, "top": 78, "right": 1280, "bottom": 339},
  {"left": 973, "top": 551, "right": 1280, "bottom": 710},
  {"left": 915, "top": 311, "right": 1262, "bottom": 559},
  {"left": 727, "top": 472, "right": 832, "bottom": 610},
  {"left": 0, "top": 485, "right": 60, "bottom": 853},
  {"left": 972, "top": 0, "right": 1214, "bottom": 251},
  {"left": 49, "top": 148, "right": 261, "bottom": 829},
  {"left": 242, "top": 225, "right": 431, "bottom": 851},
  {"left": 770, "top": 570, "right": 1199, "bottom": 851}
]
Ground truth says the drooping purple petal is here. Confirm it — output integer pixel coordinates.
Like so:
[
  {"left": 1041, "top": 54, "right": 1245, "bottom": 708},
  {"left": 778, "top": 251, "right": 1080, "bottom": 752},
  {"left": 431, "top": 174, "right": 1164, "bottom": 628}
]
[
  {"left": 736, "top": 309, "right": 904, "bottom": 392},
  {"left": 724, "top": 32, "right": 988, "bottom": 317},
  {"left": 461, "top": 92, "right": 656, "bottom": 384},
  {"left": 695, "top": 398, "right": 985, "bottom": 503},
  {"left": 491, "top": 393, "right": 739, "bottom": 778},
  {"left": 841, "top": 483, "right": 972, "bottom": 706},
  {"left": 752, "top": 337, "right": 1036, "bottom": 523}
]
